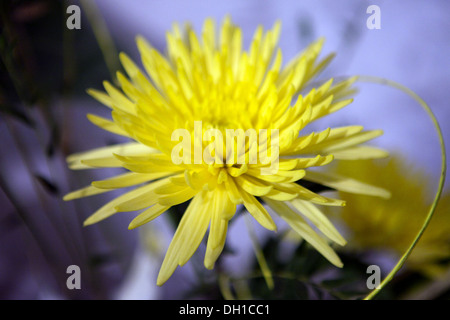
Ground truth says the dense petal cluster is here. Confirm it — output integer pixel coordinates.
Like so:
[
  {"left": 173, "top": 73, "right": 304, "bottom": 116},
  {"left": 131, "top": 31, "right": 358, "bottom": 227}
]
[
  {"left": 65, "top": 17, "right": 388, "bottom": 285},
  {"left": 331, "top": 157, "right": 450, "bottom": 276}
]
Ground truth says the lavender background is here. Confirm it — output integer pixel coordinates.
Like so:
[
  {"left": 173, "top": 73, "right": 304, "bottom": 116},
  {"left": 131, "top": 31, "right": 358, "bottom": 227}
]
[{"left": 0, "top": 0, "right": 448, "bottom": 299}]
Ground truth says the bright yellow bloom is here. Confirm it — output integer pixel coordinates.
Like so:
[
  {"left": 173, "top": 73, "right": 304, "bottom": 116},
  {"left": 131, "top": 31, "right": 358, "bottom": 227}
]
[
  {"left": 330, "top": 157, "right": 450, "bottom": 276},
  {"left": 64, "top": 17, "right": 388, "bottom": 285}
]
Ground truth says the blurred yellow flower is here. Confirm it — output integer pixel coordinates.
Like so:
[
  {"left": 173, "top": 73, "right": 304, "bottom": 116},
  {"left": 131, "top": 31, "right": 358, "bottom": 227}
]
[
  {"left": 331, "top": 156, "right": 450, "bottom": 276},
  {"left": 64, "top": 16, "right": 388, "bottom": 285}
]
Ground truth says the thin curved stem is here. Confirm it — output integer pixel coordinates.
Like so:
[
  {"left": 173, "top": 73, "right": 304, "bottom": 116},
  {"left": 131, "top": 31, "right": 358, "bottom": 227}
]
[
  {"left": 355, "top": 75, "right": 447, "bottom": 300},
  {"left": 244, "top": 214, "right": 274, "bottom": 290}
]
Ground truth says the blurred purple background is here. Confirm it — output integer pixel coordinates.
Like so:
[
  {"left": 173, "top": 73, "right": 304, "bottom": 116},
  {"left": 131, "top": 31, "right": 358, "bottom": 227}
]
[{"left": 0, "top": 0, "right": 449, "bottom": 299}]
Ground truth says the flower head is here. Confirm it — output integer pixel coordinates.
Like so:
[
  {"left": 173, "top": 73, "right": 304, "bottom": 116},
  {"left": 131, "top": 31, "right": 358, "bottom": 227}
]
[
  {"left": 331, "top": 157, "right": 450, "bottom": 276},
  {"left": 65, "top": 16, "right": 388, "bottom": 285}
]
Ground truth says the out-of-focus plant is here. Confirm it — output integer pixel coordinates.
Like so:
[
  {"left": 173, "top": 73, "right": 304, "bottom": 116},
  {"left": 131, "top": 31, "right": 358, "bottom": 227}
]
[
  {"left": 331, "top": 157, "right": 450, "bottom": 277},
  {"left": 0, "top": 0, "right": 137, "bottom": 299}
]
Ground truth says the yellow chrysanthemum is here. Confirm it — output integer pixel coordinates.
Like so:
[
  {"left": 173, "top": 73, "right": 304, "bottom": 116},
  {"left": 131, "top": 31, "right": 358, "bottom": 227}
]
[
  {"left": 330, "top": 157, "right": 450, "bottom": 276},
  {"left": 64, "top": 17, "right": 389, "bottom": 285}
]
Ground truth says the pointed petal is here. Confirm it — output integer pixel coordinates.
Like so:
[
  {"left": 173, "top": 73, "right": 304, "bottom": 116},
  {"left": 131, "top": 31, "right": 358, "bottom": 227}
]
[
  {"left": 305, "top": 170, "right": 391, "bottom": 198},
  {"left": 264, "top": 198, "right": 343, "bottom": 267},
  {"left": 128, "top": 204, "right": 170, "bottom": 229},
  {"left": 204, "top": 188, "right": 230, "bottom": 269},
  {"left": 290, "top": 198, "right": 346, "bottom": 245},
  {"left": 331, "top": 146, "right": 389, "bottom": 160},
  {"left": 92, "top": 171, "right": 171, "bottom": 189},
  {"left": 63, "top": 185, "right": 111, "bottom": 201},
  {"left": 67, "top": 142, "right": 157, "bottom": 169},
  {"left": 86, "top": 114, "right": 129, "bottom": 137},
  {"left": 240, "top": 187, "right": 277, "bottom": 231},
  {"left": 83, "top": 183, "right": 162, "bottom": 226},
  {"left": 157, "top": 191, "right": 211, "bottom": 285}
]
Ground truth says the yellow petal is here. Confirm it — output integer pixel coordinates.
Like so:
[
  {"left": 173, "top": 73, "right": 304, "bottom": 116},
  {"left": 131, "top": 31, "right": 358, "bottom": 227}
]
[
  {"left": 128, "top": 204, "right": 169, "bottom": 229},
  {"left": 331, "top": 146, "right": 389, "bottom": 160},
  {"left": 103, "top": 81, "right": 137, "bottom": 115},
  {"left": 157, "top": 186, "right": 198, "bottom": 206},
  {"left": 114, "top": 176, "right": 182, "bottom": 212},
  {"left": 290, "top": 198, "right": 346, "bottom": 246},
  {"left": 224, "top": 177, "right": 243, "bottom": 204},
  {"left": 305, "top": 170, "right": 391, "bottom": 199},
  {"left": 264, "top": 198, "right": 343, "bottom": 267},
  {"left": 293, "top": 154, "right": 334, "bottom": 169},
  {"left": 274, "top": 182, "right": 345, "bottom": 206},
  {"left": 86, "top": 114, "right": 129, "bottom": 137},
  {"left": 92, "top": 171, "right": 172, "bottom": 189},
  {"left": 83, "top": 183, "right": 162, "bottom": 226},
  {"left": 115, "top": 153, "right": 183, "bottom": 173},
  {"left": 264, "top": 188, "right": 298, "bottom": 201},
  {"left": 86, "top": 88, "right": 112, "bottom": 108},
  {"left": 240, "top": 188, "right": 276, "bottom": 231},
  {"left": 204, "top": 189, "right": 229, "bottom": 269},
  {"left": 303, "top": 129, "right": 384, "bottom": 154},
  {"left": 67, "top": 142, "right": 157, "bottom": 169},
  {"left": 157, "top": 191, "right": 211, "bottom": 286},
  {"left": 234, "top": 175, "right": 273, "bottom": 196},
  {"left": 80, "top": 157, "right": 123, "bottom": 169},
  {"left": 63, "top": 185, "right": 111, "bottom": 201}
]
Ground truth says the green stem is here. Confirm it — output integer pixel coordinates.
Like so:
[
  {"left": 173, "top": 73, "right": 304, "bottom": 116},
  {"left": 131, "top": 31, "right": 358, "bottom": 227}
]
[
  {"left": 79, "top": 0, "right": 120, "bottom": 83},
  {"left": 355, "top": 75, "right": 447, "bottom": 300},
  {"left": 244, "top": 213, "right": 274, "bottom": 290}
]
